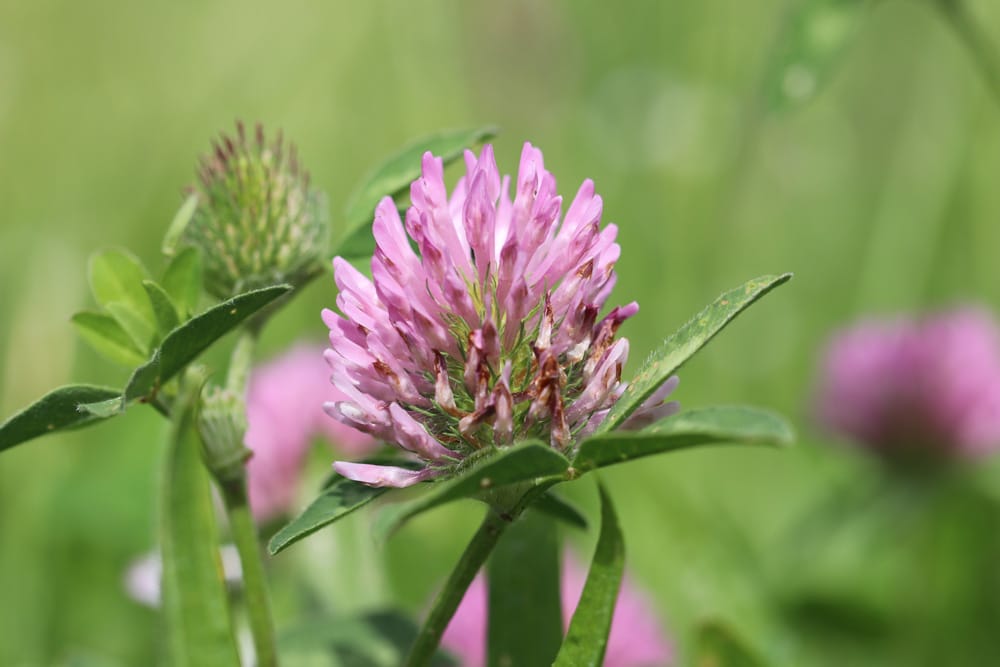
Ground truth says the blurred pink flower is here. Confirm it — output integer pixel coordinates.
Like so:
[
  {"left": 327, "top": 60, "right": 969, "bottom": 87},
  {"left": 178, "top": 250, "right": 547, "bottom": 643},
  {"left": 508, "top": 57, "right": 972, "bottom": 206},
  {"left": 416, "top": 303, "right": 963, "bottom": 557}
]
[
  {"left": 441, "top": 554, "right": 673, "bottom": 667},
  {"left": 322, "top": 142, "right": 677, "bottom": 488},
  {"left": 245, "top": 344, "right": 378, "bottom": 521},
  {"left": 815, "top": 307, "right": 1000, "bottom": 460}
]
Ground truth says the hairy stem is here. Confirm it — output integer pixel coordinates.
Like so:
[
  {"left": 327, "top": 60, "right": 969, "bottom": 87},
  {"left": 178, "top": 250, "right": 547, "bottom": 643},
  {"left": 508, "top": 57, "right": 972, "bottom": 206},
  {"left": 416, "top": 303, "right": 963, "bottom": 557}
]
[
  {"left": 221, "top": 478, "right": 279, "bottom": 667},
  {"left": 404, "top": 509, "right": 510, "bottom": 667}
]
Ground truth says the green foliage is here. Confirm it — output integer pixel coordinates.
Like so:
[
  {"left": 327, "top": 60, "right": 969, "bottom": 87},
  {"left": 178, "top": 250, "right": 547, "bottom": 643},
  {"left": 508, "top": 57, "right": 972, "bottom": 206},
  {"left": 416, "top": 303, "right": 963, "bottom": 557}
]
[
  {"left": 599, "top": 274, "right": 792, "bottom": 433},
  {"left": 487, "top": 512, "right": 563, "bottom": 667},
  {"left": 336, "top": 126, "right": 498, "bottom": 259},
  {"left": 162, "top": 194, "right": 200, "bottom": 256},
  {"left": 142, "top": 280, "right": 181, "bottom": 335},
  {"left": 764, "top": 0, "right": 870, "bottom": 110},
  {"left": 532, "top": 491, "right": 588, "bottom": 530},
  {"left": 159, "top": 384, "right": 240, "bottom": 667},
  {"left": 71, "top": 311, "right": 148, "bottom": 367},
  {"left": 374, "top": 442, "right": 570, "bottom": 541},
  {"left": 88, "top": 249, "right": 157, "bottom": 328},
  {"left": 0, "top": 384, "right": 121, "bottom": 452},
  {"left": 161, "top": 247, "right": 204, "bottom": 320},
  {"left": 694, "top": 621, "right": 768, "bottom": 667},
  {"left": 575, "top": 406, "right": 793, "bottom": 472},
  {"left": 553, "top": 483, "right": 624, "bottom": 667}
]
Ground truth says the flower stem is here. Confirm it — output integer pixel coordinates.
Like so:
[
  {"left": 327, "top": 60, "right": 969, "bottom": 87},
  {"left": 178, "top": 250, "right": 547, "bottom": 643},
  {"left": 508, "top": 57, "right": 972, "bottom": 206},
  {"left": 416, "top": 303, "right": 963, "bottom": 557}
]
[
  {"left": 221, "top": 477, "right": 279, "bottom": 667},
  {"left": 404, "top": 509, "right": 510, "bottom": 667},
  {"left": 937, "top": 0, "right": 1000, "bottom": 110}
]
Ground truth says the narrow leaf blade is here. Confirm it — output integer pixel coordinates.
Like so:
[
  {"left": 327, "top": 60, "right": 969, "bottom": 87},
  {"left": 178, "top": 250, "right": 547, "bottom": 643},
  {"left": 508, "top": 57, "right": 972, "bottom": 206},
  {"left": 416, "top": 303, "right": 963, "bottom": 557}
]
[
  {"left": 377, "top": 442, "right": 570, "bottom": 539},
  {"left": 532, "top": 491, "right": 588, "bottom": 530},
  {"left": 160, "top": 386, "right": 241, "bottom": 666},
  {"left": 121, "top": 284, "right": 291, "bottom": 406},
  {"left": 161, "top": 246, "right": 203, "bottom": 319},
  {"left": 337, "top": 126, "right": 498, "bottom": 259},
  {"left": 143, "top": 280, "right": 182, "bottom": 334},
  {"left": 553, "top": 483, "right": 624, "bottom": 667},
  {"left": 599, "top": 273, "right": 791, "bottom": 433},
  {"left": 0, "top": 384, "right": 122, "bottom": 452},
  {"left": 487, "top": 512, "right": 562, "bottom": 667},
  {"left": 71, "top": 311, "right": 148, "bottom": 367},
  {"left": 576, "top": 406, "right": 793, "bottom": 472},
  {"left": 162, "top": 194, "right": 200, "bottom": 256}
]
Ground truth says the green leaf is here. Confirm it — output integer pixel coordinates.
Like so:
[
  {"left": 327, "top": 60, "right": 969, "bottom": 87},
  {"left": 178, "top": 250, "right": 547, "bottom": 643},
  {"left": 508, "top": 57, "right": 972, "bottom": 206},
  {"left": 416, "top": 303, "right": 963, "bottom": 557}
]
[
  {"left": 576, "top": 406, "right": 793, "bottom": 473},
  {"left": 598, "top": 273, "right": 791, "bottom": 434},
  {"left": 764, "top": 0, "right": 869, "bottom": 110},
  {"left": 553, "top": 482, "right": 624, "bottom": 667},
  {"left": 162, "top": 193, "right": 200, "bottom": 256},
  {"left": 106, "top": 301, "right": 157, "bottom": 353},
  {"left": 162, "top": 246, "right": 203, "bottom": 319},
  {"left": 487, "top": 512, "right": 562, "bottom": 667},
  {"left": 533, "top": 491, "right": 588, "bottom": 530},
  {"left": 71, "top": 311, "right": 147, "bottom": 367},
  {"left": 376, "top": 442, "right": 570, "bottom": 540},
  {"left": 337, "top": 126, "right": 498, "bottom": 259},
  {"left": 160, "top": 384, "right": 241, "bottom": 667},
  {"left": 120, "top": 285, "right": 291, "bottom": 408},
  {"left": 143, "top": 280, "right": 181, "bottom": 334},
  {"left": 268, "top": 476, "right": 390, "bottom": 556},
  {"left": 0, "top": 384, "right": 122, "bottom": 453},
  {"left": 88, "top": 248, "right": 156, "bottom": 326},
  {"left": 694, "top": 621, "right": 767, "bottom": 667}
]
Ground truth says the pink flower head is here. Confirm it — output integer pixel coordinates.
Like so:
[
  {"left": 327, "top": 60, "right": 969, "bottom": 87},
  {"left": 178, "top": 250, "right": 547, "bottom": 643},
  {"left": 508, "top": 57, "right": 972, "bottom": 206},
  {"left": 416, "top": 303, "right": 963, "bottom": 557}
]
[
  {"left": 323, "top": 143, "right": 678, "bottom": 487},
  {"left": 245, "top": 344, "right": 378, "bottom": 521},
  {"left": 815, "top": 307, "right": 1000, "bottom": 460},
  {"left": 441, "top": 554, "right": 674, "bottom": 667}
]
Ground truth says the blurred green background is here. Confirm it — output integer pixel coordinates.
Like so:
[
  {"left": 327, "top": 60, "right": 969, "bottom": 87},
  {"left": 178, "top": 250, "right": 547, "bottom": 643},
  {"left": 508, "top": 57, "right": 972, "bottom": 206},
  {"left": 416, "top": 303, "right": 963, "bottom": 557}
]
[{"left": 3, "top": 1, "right": 1000, "bottom": 665}]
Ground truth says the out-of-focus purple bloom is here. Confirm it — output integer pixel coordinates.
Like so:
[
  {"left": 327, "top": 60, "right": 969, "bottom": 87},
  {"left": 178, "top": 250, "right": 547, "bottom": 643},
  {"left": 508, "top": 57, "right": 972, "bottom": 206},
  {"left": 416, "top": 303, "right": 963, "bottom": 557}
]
[
  {"left": 323, "top": 143, "right": 677, "bottom": 487},
  {"left": 440, "top": 554, "right": 673, "bottom": 667},
  {"left": 245, "top": 344, "right": 377, "bottom": 521},
  {"left": 815, "top": 307, "right": 1000, "bottom": 460}
]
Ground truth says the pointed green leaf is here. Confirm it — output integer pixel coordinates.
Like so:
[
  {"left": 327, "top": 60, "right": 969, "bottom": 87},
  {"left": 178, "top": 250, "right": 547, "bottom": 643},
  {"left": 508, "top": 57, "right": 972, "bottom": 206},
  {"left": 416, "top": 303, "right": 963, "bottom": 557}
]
[
  {"left": 488, "top": 512, "right": 562, "bottom": 667},
  {"left": 577, "top": 406, "right": 793, "bottom": 473},
  {"left": 533, "top": 491, "right": 588, "bottom": 530},
  {"left": 694, "top": 621, "right": 767, "bottom": 667},
  {"left": 120, "top": 285, "right": 291, "bottom": 408},
  {"left": 106, "top": 301, "right": 157, "bottom": 352},
  {"left": 553, "top": 483, "right": 624, "bottom": 667},
  {"left": 162, "top": 246, "right": 203, "bottom": 319},
  {"left": 376, "top": 442, "right": 570, "bottom": 540},
  {"left": 162, "top": 193, "right": 200, "bottom": 256},
  {"left": 598, "top": 273, "right": 791, "bottom": 434},
  {"left": 143, "top": 280, "right": 181, "bottom": 334},
  {"left": 337, "top": 126, "right": 498, "bottom": 259},
  {"left": 88, "top": 248, "right": 156, "bottom": 326},
  {"left": 764, "top": 0, "right": 869, "bottom": 111},
  {"left": 71, "top": 311, "right": 147, "bottom": 367},
  {"left": 0, "top": 384, "right": 121, "bottom": 452},
  {"left": 160, "top": 385, "right": 241, "bottom": 666}
]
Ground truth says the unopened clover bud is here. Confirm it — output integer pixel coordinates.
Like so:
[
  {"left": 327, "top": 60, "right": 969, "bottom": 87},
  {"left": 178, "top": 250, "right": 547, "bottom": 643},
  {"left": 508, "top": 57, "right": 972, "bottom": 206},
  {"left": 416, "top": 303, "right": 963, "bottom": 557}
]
[
  {"left": 177, "top": 121, "right": 328, "bottom": 299},
  {"left": 198, "top": 385, "right": 252, "bottom": 484}
]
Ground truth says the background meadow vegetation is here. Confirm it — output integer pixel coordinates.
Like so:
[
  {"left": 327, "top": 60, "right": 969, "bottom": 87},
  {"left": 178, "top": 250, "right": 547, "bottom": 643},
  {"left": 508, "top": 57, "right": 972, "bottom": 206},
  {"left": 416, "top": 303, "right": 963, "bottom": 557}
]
[{"left": 2, "top": 1, "right": 1000, "bottom": 665}]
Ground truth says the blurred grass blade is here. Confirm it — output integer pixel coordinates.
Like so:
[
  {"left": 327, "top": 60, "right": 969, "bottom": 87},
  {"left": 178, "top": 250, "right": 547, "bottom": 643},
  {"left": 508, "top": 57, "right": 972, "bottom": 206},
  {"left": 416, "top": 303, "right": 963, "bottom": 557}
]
[
  {"left": 88, "top": 248, "right": 156, "bottom": 326},
  {"left": 160, "top": 384, "right": 241, "bottom": 667},
  {"left": 143, "top": 280, "right": 181, "bottom": 335},
  {"left": 268, "top": 477, "right": 390, "bottom": 555},
  {"left": 375, "top": 442, "right": 570, "bottom": 541},
  {"left": 120, "top": 284, "right": 291, "bottom": 408},
  {"left": 695, "top": 621, "right": 768, "bottom": 667},
  {"left": 598, "top": 273, "right": 791, "bottom": 434},
  {"left": 553, "top": 482, "right": 624, "bottom": 667},
  {"left": 487, "top": 512, "right": 562, "bottom": 667},
  {"left": 764, "top": 0, "right": 869, "bottom": 110},
  {"left": 161, "top": 247, "right": 203, "bottom": 320},
  {"left": 71, "top": 311, "right": 148, "bottom": 367},
  {"left": 0, "top": 384, "right": 122, "bottom": 452},
  {"left": 337, "top": 126, "right": 498, "bottom": 259},
  {"left": 577, "top": 406, "right": 793, "bottom": 473},
  {"left": 162, "top": 194, "right": 199, "bottom": 256},
  {"left": 533, "top": 491, "right": 588, "bottom": 530}
]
